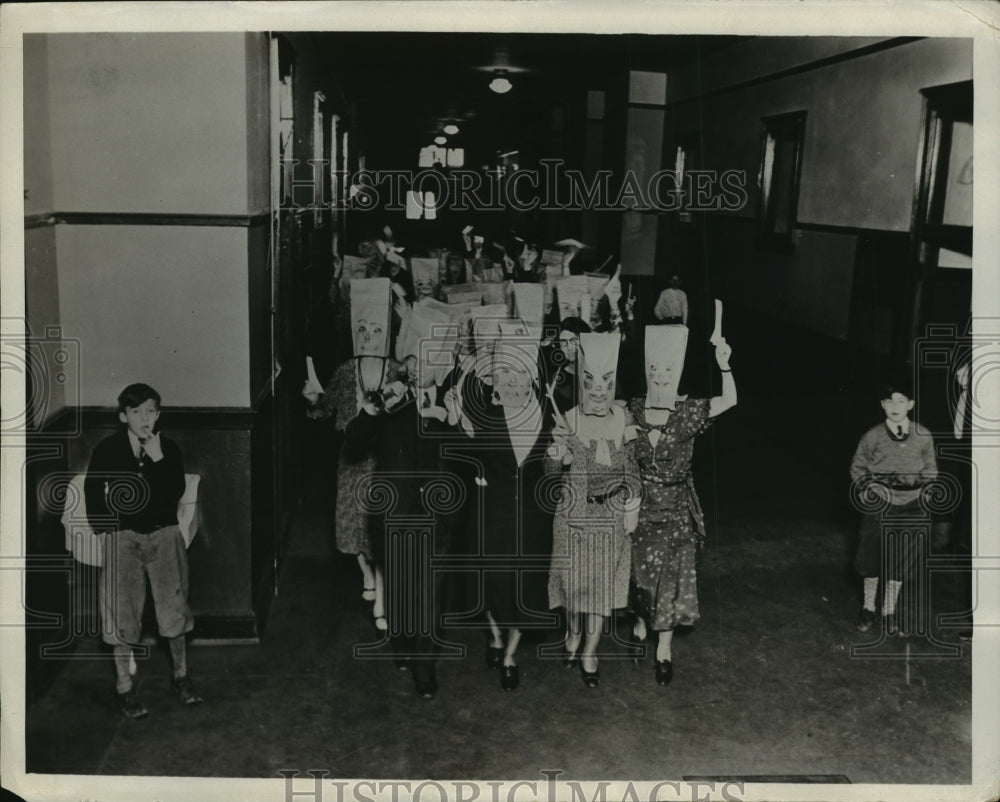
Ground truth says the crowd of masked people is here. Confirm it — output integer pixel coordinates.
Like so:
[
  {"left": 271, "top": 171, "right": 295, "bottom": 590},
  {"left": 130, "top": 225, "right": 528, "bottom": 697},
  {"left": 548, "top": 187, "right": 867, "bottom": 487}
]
[{"left": 302, "top": 223, "right": 737, "bottom": 700}]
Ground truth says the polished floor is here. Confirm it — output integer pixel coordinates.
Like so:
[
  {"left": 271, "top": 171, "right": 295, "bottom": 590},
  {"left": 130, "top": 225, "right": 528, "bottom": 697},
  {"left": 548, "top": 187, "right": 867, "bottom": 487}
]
[{"left": 24, "top": 394, "right": 973, "bottom": 783}]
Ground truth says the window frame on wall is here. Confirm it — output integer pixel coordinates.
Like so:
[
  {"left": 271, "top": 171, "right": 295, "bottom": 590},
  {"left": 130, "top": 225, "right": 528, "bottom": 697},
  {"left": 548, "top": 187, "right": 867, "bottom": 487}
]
[{"left": 755, "top": 110, "right": 807, "bottom": 253}]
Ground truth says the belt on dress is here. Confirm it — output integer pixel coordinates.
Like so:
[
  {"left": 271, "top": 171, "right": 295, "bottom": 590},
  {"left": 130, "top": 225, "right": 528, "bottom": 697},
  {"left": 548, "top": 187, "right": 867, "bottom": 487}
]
[
  {"left": 586, "top": 484, "right": 628, "bottom": 504},
  {"left": 643, "top": 476, "right": 688, "bottom": 488}
]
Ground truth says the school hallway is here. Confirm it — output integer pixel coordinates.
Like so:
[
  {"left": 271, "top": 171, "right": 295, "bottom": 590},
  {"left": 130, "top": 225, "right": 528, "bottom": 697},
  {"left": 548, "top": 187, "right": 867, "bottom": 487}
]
[{"left": 24, "top": 389, "right": 973, "bottom": 785}]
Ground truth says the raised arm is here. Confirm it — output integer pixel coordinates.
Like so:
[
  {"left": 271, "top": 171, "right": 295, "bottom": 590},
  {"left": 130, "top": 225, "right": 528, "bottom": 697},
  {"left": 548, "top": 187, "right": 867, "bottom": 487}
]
[{"left": 708, "top": 338, "right": 737, "bottom": 418}]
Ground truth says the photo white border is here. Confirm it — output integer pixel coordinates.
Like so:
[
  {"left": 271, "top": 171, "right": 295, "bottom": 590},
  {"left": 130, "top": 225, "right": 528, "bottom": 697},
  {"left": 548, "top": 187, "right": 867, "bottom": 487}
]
[{"left": 2, "top": 2, "right": 998, "bottom": 801}]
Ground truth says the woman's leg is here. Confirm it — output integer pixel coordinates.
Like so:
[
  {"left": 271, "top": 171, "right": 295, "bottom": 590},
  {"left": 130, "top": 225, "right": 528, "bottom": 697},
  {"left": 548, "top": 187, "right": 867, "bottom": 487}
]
[
  {"left": 653, "top": 627, "right": 675, "bottom": 685},
  {"left": 373, "top": 564, "right": 387, "bottom": 631},
  {"left": 581, "top": 613, "right": 603, "bottom": 673},
  {"left": 486, "top": 611, "right": 504, "bottom": 649},
  {"left": 504, "top": 627, "right": 522, "bottom": 667},
  {"left": 633, "top": 613, "right": 647, "bottom": 642},
  {"left": 656, "top": 628, "right": 674, "bottom": 662},
  {"left": 566, "top": 610, "right": 582, "bottom": 655},
  {"left": 358, "top": 553, "right": 376, "bottom": 600}
]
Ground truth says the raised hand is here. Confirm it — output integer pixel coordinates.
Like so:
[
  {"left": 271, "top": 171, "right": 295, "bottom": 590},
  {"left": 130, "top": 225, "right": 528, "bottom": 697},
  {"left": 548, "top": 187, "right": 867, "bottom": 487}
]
[
  {"left": 714, "top": 338, "right": 732, "bottom": 370},
  {"left": 140, "top": 431, "right": 164, "bottom": 462}
]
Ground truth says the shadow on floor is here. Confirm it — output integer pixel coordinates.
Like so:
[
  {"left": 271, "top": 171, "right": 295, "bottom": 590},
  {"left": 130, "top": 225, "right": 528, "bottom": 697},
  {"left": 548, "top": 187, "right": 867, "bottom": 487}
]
[{"left": 24, "top": 404, "right": 973, "bottom": 783}]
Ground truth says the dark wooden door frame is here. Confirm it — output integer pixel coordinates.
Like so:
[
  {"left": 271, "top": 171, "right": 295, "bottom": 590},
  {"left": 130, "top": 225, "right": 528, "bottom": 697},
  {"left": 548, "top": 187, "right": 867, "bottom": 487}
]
[{"left": 904, "top": 79, "right": 973, "bottom": 366}]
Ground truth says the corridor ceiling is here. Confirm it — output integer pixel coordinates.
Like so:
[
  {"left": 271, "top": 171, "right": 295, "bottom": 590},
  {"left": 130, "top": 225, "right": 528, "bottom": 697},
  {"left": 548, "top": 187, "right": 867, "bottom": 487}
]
[{"left": 302, "top": 32, "right": 743, "bottom": 169}]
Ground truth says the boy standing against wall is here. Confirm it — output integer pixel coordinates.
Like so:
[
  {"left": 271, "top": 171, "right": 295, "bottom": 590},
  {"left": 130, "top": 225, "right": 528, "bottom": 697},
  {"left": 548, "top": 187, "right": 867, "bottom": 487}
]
[
  {"left": 850, "top": 382, "right": 938, "bottom": 635},
  {"left": 85, "top": 383, "right": 201, "bottom": 718}
]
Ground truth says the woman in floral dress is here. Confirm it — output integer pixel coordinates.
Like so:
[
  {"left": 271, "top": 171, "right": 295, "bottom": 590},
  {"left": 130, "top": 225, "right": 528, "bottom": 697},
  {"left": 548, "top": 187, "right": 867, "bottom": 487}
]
[{"left": 629, "top": 325, "right": 736, "bottom": 686}]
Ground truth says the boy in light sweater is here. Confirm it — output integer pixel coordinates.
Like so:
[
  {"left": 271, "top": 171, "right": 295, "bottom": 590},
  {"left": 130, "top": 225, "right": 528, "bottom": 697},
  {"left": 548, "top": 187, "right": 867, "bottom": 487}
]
[{"left": 850, "top": 382, "right": 937, "bottom": 635}]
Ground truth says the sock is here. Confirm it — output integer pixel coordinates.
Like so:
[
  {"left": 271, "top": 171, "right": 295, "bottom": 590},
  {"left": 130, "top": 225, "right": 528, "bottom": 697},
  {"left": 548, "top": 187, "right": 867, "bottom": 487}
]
[
  {"left": 863, "top": 577, "right": 878, "bottom": 611},
  {"left": 883, "top": 580, "right": 902, "bottom": 615},
  {"left": 113, "top": 646, "right": 133, "bottom": 694},
  {"left": 169, "top": 636, "right": 188, "bottom": 679}
]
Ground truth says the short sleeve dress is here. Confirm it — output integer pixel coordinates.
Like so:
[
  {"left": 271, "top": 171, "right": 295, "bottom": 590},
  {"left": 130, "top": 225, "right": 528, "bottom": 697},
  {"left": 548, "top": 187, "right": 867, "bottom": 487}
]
[
  {"left": 628, "top": 396, "right": 713, "bottom": 631},
  {"left": 546, "top": 405, "right": 639, "bottom": 617}
]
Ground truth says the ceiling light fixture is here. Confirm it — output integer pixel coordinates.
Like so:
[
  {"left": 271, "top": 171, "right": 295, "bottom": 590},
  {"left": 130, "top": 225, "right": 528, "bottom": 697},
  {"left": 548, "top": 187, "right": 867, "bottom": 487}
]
[
  {"left": 489, "top": 70, "right": 512, "bottom": 94},
  {"left": 434, "top": 135, "right": 447, "bottom": 145},
  {"left": 443, "top": 123, "right": 459, "bottom": 135}
]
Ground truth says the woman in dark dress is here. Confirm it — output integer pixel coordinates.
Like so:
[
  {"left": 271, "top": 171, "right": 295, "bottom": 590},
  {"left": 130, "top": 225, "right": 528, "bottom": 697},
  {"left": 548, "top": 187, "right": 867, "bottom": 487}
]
[
  {"left": 444, "top": 314, "right": 554, "bottom": 691},
  {"left": 341, "top": 288, "right": 458, "bottom": 699}
]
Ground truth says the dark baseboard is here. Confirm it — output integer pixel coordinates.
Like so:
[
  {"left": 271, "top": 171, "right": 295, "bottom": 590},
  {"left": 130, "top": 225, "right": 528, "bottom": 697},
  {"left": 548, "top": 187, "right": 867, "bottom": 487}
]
[
  {"left": 38, "top": 406, "right": 258, "bottom": 435},
  {"left": 189, "top": 614, "right": 260, "bottom": 645},
  {"left": 52, "top": 211, "right": 268, "bottom": 228}
]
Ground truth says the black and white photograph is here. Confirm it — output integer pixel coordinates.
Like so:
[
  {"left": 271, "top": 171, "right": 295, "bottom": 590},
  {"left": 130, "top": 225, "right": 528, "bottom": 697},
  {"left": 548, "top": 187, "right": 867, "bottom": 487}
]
[{"left": 2, "top": 2, "right": 999, "bottom": 801}]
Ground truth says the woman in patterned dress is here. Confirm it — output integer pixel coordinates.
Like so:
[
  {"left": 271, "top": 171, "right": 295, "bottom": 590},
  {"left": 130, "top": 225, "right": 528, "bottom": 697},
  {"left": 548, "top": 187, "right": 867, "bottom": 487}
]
[
  {"left": 629, "top": 325, "right": 736, "bottom": 686},
  {"left": 546, "top": 332, "right": 641, "bottom": 687},
  {"left": 304, "top": 277, "right": 400, "bottom": 631}
]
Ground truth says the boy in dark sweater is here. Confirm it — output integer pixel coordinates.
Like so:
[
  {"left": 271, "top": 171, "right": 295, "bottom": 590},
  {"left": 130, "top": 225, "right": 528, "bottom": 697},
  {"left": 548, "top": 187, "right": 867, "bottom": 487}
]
[
  {"left": 850, "top": 382, "right": 937, "bottom": 635},
  {"left": 84, "top": 383, "right": 201, "bottom": 718}
]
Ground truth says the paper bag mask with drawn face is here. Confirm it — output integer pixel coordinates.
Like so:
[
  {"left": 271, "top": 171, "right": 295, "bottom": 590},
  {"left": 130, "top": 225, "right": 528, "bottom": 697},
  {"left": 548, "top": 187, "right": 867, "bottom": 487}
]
[
  {"left": 555, "top": 275, "right": 590, "bottom": 321},
  {"left": 340, "top": 255, "right": 376, "bottom": 300},
  {"left": 445, "top": 254, "right": 468, "bottom": 284},
  {"left": 350, "top": 278, "right": 392, "bottom": 357},
  {"left": 511, "top": 283, "right": 544, "bottom": 342},
  {"left": 481, "top": 280, "right": 507, "bottom": 306},
  {"left": 543, "top": 263, "right": 563, "bottom": 314},
  {"left": 469, "top": 304, "right": 508, "bottom": 378},
  {"left": 395, "top": 300, "right": 454, "bottom": 388},
  {"left": 645, "top": 325, "right": 688, "bottom": 410},
  {"left": 491, "top": 319, "right": 540, "bottom": 410},
  {"left": 410, "top": 257, "right": 439, "bottom": 299},
  {"left": 585, "top": 273, "right": 611, "bottom": 326},
  {"left": 578, "top": 332, "right": 621, "bottom": 417}
]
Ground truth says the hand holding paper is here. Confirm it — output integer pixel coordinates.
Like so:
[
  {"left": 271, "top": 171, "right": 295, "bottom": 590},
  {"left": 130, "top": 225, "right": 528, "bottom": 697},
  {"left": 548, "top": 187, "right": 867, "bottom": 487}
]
[
  {"left": 302, "top": 381, "right": 322, "bottom": 406},
  {"left": 303, "top": 357, "right": 324, "bottom": 404},
  {"left": 545, "top": 377, "right": 569, "bottom": 432},
  {"left": 714, "top": 337, "right": 732, "bottom": 370},
  {"left": 710, "top": 299, "right": 724, "bottom": 345}
]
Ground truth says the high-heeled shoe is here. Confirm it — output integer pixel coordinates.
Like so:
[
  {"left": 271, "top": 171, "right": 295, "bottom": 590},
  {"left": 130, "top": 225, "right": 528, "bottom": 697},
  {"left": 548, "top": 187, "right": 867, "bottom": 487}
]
[
  {"left": 362, "top": 586, "right": 376, "bottom": 603},
  {"left": 579, "top": 661, "right": 600, "bottom": 689},
  {"left": 412, "top": 664, "right": 437, "bottom": 699},
  {"left": 414, "top": 676, "right": 437, "bottom": 699},
  {"left": 485, "top": 645, "right": 503, "bottom": 671},
  {"left": 373, "top": 614, "right": 388, "bottom": 633},
  {"left": 500, "top": 664, "right": 519, "bottom": 691},
  {"left": 655, "top": 659, "right": 673, "bottom": 686}
]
